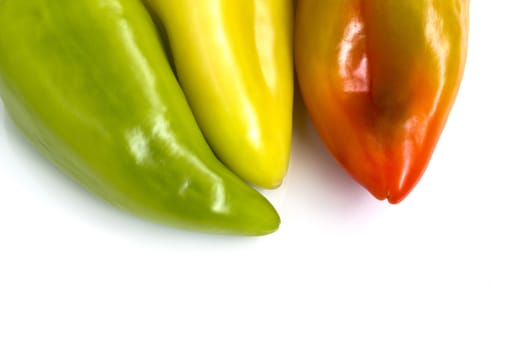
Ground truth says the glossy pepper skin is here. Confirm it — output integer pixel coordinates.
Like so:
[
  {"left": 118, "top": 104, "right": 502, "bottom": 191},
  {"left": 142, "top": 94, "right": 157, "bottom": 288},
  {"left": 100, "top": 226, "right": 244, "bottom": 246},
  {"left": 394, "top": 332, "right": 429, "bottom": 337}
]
[
  {"left": 0, "top": 0, "right": 279, "bottom": 235},
  {"left": 295, "top": 0, "right": 470, "bottom": 203},
  {"left": 143, "top": 0, "right": 294, "bottom": 189}
]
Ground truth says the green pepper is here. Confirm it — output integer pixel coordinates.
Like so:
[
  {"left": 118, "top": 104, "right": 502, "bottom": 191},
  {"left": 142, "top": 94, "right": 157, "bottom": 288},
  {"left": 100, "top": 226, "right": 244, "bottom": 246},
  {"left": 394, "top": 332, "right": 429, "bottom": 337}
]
[
  {"left": 143, "top": 0, "right": 294, "bottom": 189},
  {"left": 0, "top": 0, "right": 280, "bottom": 235}
]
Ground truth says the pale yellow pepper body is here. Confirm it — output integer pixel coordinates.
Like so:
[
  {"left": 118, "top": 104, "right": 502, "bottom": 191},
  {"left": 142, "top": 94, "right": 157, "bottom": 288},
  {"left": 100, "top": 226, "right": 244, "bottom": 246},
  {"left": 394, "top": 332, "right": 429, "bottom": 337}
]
[{"left": 145, "top": 0, "right": 294, "bottom": 188}]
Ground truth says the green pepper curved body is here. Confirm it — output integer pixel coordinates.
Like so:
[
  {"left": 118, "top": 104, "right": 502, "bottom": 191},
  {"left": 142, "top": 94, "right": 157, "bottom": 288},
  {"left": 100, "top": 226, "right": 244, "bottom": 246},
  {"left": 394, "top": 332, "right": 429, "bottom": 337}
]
[
  {"left": 0, "top": 0, "right": 279, "bottom": 235},
  {"left": 144, "top": 0, "right": 294, "bottom": 189}
]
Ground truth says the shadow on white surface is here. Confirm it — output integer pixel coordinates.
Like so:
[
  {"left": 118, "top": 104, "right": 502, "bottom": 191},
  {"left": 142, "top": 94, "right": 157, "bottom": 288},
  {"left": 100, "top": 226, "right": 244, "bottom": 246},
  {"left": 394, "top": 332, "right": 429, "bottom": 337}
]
[{"left": 264, "top": 90, "right": 384, "bottom": 233}]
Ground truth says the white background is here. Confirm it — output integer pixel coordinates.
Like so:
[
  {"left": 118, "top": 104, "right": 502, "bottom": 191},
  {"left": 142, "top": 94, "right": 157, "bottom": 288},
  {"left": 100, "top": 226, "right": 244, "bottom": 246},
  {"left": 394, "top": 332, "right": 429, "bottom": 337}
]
[{"left": 1, "top": 2, "right": 526, "bottom": 349}]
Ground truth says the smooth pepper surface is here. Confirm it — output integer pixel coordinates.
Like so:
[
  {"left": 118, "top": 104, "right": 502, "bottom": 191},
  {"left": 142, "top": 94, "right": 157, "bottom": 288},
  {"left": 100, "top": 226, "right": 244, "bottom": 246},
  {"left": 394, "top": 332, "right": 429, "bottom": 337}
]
[
  {"left": 295, "top": 0, "right": 470, "bottom": 203},
  {"left": 144, "top": 0, "right": 294, "bottom": 189},
  {"left": 0, "top": 0, "right": 279, "bottom": 234}
]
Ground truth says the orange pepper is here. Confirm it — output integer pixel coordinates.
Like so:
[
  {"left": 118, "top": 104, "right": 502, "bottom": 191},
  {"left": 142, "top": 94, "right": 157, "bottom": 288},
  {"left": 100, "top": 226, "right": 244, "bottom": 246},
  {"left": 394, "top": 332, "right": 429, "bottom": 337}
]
[{"left": 295, "top": 0, "right": 470, "bottom": 203}]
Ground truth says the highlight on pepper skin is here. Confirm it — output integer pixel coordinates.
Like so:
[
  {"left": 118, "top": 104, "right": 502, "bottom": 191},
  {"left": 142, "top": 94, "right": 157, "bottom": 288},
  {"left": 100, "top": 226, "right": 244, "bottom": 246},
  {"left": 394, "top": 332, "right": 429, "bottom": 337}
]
[{"left": 294, "top": 0, "right": 470, "bottom": 203}]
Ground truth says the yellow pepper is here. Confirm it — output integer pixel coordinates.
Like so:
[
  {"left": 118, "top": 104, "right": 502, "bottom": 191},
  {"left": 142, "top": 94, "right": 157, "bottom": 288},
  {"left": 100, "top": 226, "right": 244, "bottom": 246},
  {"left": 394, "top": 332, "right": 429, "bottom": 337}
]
[{"left": 144, "top": 0, "right": 294, "bottom": 188}]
